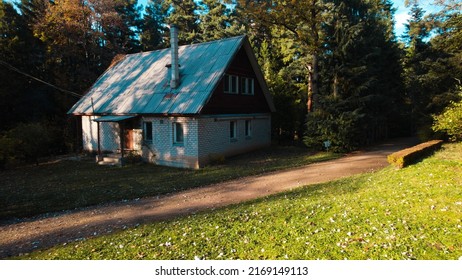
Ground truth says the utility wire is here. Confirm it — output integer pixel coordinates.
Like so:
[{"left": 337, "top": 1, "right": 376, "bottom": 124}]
[{"left": 0, "top": 60, "right": 83, "bottom": 98}]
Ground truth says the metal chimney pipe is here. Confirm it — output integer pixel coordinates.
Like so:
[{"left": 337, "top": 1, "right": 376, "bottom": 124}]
[{"left": 170, "top": 24, "right": 180, "bottom": 89}]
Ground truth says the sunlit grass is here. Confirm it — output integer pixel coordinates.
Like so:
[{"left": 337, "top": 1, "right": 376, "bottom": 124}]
[{"left": 21, "top": 143, "right": 462, "bottom": 260}]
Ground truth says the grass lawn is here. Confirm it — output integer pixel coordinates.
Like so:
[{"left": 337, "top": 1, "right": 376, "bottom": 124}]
[
  {"left": 0, "top": 146, "right": 339, "bottom": 220},
  {"left": 20, "top": 143, "right": 462, "bottom": 260}
]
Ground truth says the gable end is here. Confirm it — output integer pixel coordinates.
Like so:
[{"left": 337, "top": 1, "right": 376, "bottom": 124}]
[{"left": 200, "top": 38, "right": 275, "bottom": 115}]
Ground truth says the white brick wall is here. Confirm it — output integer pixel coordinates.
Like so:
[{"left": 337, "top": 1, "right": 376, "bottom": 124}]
[
  {"left": 141, "top": 116, "right": 199, "bottom": 169},
  {"left": 83, "top": 114, "right": 271, "bottom": 168},
  {"left": 81, "top": 116, "right": 120, "bottom": 152},
  {"left": 197, "top": 114, "right": 271, "bottom": 166}
]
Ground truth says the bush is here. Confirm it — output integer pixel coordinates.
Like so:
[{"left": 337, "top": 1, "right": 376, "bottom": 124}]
[
  {"left": 5, "top": 122, "right": 58, "bottom": 165},
  {"left": 0, "top": 135, "right": 17, "bottom": 169},
  {"left": 304, "top": 108, "right": 365, "bottom": 152},
  {"left": 432, "top": 90, "right": 462, "bottom": 141},
  {"left": 387, "top": 140, "right": 443, "bottom": 169}
]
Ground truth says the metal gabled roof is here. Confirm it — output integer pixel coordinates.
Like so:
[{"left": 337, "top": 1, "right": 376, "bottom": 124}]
[{"left": 68, "top": 35, "right": 275, "bottom": 116}]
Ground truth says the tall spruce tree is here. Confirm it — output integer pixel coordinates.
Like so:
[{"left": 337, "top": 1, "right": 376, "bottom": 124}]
[
  {"left": 304, "top": 0, "right": 406, "bottom": 151},
  {"left": 141, "top": 0, "right": 167, "bottom": 51},
  {"left": 402, "top": 0, "right": 461, "bottom": 139},
  {"left": 0, "top": 0, "right": 52, "bottom": 131},
  {"left": 162, "top": 0, "right": 200, "bottom": 44},
  {"left": 196, "top": 0, "right": 244, "bottom": 42}
]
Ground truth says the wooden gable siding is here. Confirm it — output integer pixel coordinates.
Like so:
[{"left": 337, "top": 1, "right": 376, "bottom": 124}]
[{"left": 200, "top": 48, "right": 272, "bottom": 115}]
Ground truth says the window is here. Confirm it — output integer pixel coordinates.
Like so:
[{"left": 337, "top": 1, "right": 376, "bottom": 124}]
[
  {"left": 224, "top": 74, "right": 239, "bottom": 94},
  {"left": 173, "top": 122, "right": 184, "bottom": 145},
  {"left": 230, "top": 121, "right": 237, "bottom": 141},
  {"left": 241, "top": 77, "right": 255, "bottom": 95},
  {"left": 143, "top": 122, "right": 153, "bottom": 142},
  {"left": 245, "top": 120, "right": 252, "bottom": 138}
]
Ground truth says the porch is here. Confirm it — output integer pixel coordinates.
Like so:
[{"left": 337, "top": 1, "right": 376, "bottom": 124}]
[{"left": 92, "top": 115, "right": 142, "bottom": 166}]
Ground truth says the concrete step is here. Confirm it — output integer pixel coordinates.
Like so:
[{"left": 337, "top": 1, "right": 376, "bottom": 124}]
[{"left": 97, "top": 154, "right": 122, "bottom": 166}]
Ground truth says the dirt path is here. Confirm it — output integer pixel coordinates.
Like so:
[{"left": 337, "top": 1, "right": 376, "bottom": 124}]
[{"left": 0, "top": 138, "right": 418, "bottom": 258}]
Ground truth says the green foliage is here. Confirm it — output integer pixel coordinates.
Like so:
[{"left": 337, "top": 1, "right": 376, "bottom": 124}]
[
  {"left": 6, "top": 123, "right": 58, "bottom": 165},
  {"left": 402, "top": 2, "right": 462, "bottom": 139},
  {"left": 304, "top": 104, "right": 365, "bottom": 152},
  {"left": 432, "top": 91, "right": 462, "bottom": 141},
  {"left": 161, "top": 0, "right": 200, "bottom": 44},
  {"left": 196, "top": 0, "right": 245, "bottom": 42},
  {"left": 303, "top": 0, "right": 404, "bottom": 151},
  {"left": 0, "top": 134, "right": 17, "bottom": 169},
  {"left": 387, "top": 140, "right": 443, "bottom": 168},
  {"left": 141, "top": 0, "right": 167, "bottom": 51}
]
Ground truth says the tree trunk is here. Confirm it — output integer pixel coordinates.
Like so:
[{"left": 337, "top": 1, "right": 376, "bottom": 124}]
[
  {"left": 307, "top": 53, "right": 319, "bottom": 113},
  {"left": 333, "top": 70, "right": 339, "bottom": 99}
]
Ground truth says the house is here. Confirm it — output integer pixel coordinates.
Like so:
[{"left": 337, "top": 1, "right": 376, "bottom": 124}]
[{"left": 68, "top": 26, "right": 275, "bottom": 169}]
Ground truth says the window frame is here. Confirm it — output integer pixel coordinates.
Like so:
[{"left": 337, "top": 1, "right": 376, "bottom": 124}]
[
  {"left": 229, "top": 121, "right": 237, "bottom": 141},
  {"left": 245, "top": 120, "right": 252, "bottom": 138},
  {"left": 143, "top": 121, "right": 153, "bottom": 143},
  {"left": 224, "top": 74, "right": 239, "bottom": 94},
  {"left": 173, "top": 122, "right": 184, "bottom": 145},
  {"left": 241, "top": 77, "right": 255, "bottom": 95}
]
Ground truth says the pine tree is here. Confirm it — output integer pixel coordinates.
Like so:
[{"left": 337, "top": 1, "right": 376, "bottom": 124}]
[
  {"left": 196, "top": 0, "right": 244, "bottom": 42},
  {"left": 0, "top": 0, "right": 51, "bottom": 130},
  {"left": 88, "top": 0, "right": 143, "bottom": 55},
  {"left": 305, "top": 0, "right": 405, "bottom": 151},
  {"left": 162, "top": 0, "right": 200, "bottom": 44},
  {"left": 141, "top": 0, "right": 167, "bottom": 51},
  {"left": 402, "top": 0, "right": 461, "bottom": 139}
]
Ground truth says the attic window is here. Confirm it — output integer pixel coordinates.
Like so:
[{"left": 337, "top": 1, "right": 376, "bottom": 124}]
[
  {"left": 241, "top": 77, "right": 255, "bottom": 95},
  {"left": 224, "top": 74, "right": 239, "bottom": 94}
]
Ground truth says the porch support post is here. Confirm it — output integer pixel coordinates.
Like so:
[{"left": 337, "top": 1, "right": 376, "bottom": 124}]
[
  {"left": 120, "top": 122, "right": 125, "bottom": 165},
  {"left": 97, "top": 121, "right": 102, "bottom": 162}
]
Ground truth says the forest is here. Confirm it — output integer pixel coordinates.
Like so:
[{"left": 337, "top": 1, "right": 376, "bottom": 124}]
[{"left": 0, "top": 0, "right": 461, "bottom": 167}]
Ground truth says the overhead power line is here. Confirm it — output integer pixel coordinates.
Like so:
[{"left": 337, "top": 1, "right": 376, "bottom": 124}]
[{"left": 0, "top": 60, "right": 84, "bottom": 98}]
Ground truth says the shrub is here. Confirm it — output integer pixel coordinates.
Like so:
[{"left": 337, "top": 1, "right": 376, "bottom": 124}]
[
  {"left": 0, "top": 135, "right": 17, "bottom": 169},
  {"left": 304, "top": 108, "right": 365, "bottom": 152},
  {"left": 6, "top": 122, "right": 56, "bottom": 165},
  {"left": 432, "top": 91, "right": 462, "bottom": 141},
  {"left": 387, "top": 140, "right": 443, "bottom": 168}
]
